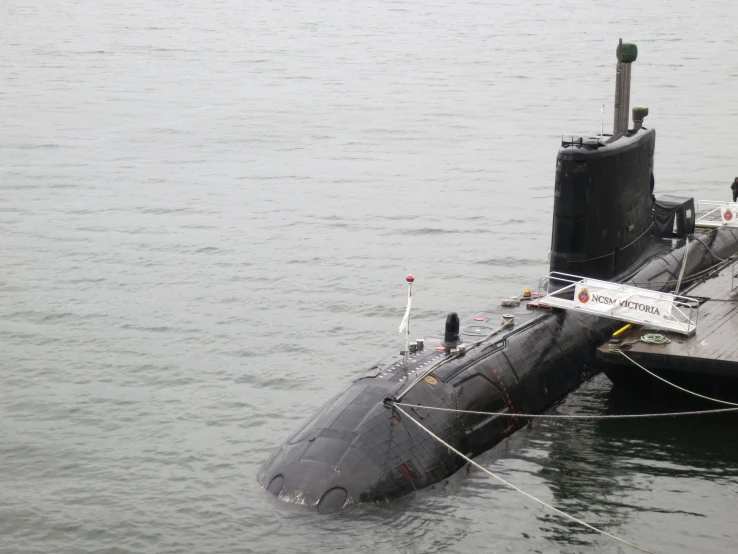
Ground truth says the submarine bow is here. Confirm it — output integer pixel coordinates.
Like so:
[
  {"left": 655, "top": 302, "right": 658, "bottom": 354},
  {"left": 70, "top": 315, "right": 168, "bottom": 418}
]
[{"left": 258, "top": 303, "right": 609, "bottom": 510}]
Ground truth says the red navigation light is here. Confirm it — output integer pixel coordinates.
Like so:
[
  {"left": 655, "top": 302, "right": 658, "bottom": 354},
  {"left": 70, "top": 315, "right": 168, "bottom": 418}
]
[{"left": 406, "top": 275, "right": 415, "bottom": 283}]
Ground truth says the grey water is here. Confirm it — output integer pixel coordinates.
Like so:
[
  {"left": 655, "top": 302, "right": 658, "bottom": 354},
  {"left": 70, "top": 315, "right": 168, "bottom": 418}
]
[{"left": 2, "top": 0, "right": 738, "bottom": 552}]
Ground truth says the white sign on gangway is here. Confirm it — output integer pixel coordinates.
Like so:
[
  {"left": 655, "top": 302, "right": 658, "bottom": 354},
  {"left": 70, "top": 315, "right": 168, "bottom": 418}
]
[
  {"left": 538, "top": 272, "right": 699, "bottom": 335},
  {"left": 695, "top": 200, "right": 738, "bottom": 228}
]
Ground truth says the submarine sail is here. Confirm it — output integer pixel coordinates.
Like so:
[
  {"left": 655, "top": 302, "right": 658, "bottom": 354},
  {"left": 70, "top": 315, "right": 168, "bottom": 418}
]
[
  {"left": 257, "top": 41, "right": 738, "bottom": 512},
  {"left": 551, "top": 40, "right": 654, "bottom": 281}
]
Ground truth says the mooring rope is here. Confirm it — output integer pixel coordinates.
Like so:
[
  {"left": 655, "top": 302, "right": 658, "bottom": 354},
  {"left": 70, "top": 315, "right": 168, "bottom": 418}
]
[
  {"left": 617, "top": 350, "right": 738, "bottom": 407},
  {"left": 392, "top": 404, "right": 659, "bottom": 554},
  {"left": 391, "top": 401, "right": 738, "bottom": 419},
  {"left": 626, "top": 257, "right": 729, "bottom": 287},
  {"left": 640, "top": 333, "right": 671, "bottom": 345},
  {"left": 610, "top": 334, "right": 671, "bottom": 353},
  {"left": 691, "top": 234, "right": 730, "bottom": 263}
]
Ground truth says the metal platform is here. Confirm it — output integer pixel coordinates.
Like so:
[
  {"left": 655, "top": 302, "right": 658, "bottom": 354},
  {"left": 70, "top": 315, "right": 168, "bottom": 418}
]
[{"left": 597, "top": 261, "right": 738, "bottom": 378}]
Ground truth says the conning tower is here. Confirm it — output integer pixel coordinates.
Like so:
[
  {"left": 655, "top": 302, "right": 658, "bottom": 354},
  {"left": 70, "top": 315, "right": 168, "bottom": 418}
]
[{"left": 550, "top": 40, "right": 655, "bottom": 280}]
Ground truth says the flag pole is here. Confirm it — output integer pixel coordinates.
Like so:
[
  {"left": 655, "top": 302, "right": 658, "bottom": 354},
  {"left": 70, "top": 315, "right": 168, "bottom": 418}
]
[{"left": 399, "top": 275, "right": 414, "bottom": 370}]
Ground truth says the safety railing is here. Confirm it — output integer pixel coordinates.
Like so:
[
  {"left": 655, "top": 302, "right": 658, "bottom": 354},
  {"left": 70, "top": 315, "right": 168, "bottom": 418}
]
[
  {"left": 538, "top": 272, "right": 699, "bottom": 335},
  {"left": 695, "top": 200, "right": 738, "bottom": 228}
]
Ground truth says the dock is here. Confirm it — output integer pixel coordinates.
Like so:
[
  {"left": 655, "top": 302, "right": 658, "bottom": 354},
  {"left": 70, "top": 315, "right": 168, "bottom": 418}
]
[{"left": 596, "top": 259, "right": 738, "bottom": 398}]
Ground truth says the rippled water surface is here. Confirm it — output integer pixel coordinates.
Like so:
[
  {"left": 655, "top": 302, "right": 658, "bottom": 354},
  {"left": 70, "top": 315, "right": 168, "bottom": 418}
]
[{"left": 2, "top": 1, "right": 738, "bottom": 552}]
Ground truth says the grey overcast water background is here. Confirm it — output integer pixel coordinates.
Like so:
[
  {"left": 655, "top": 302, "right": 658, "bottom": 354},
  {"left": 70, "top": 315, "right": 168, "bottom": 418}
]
[{"left": 2, "top": 1, "right": 738, "bottom": 553}]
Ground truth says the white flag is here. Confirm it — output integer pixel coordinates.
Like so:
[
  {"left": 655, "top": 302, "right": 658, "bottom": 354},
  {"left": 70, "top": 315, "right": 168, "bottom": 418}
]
[{"left": 398, "top": 293, "right": 412, "bottom": 333}]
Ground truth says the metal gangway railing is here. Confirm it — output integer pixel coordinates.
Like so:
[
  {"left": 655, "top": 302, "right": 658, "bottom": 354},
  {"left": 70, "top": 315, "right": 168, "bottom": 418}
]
[
  {"left": 538, "top": 272, "right": 700, "bottom": 335},
  {"left": 695, "top": 200, "right": 738, "bottom": 228}
]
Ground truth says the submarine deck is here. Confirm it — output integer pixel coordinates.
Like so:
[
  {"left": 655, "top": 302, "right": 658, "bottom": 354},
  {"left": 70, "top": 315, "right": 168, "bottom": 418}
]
[{"left": 596, "top": 260, "right": 738, "bottom": 378}]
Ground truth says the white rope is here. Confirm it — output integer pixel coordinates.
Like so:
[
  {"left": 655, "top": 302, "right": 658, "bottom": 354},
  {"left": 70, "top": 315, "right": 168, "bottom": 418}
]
[
  {"left": 618, "top": 350, "right": 738, "bottom": 407},
  {"left": 392, "top": 404, "right": 659, "bottom": 554},
  {"left": 392, "top": 401, "right": 738, "bottom": 419}
]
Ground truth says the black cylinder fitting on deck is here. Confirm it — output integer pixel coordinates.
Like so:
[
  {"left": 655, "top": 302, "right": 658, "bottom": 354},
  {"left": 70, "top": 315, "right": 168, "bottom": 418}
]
[{"left": 443, "top": 312, "right": 460, "bottom": 347}]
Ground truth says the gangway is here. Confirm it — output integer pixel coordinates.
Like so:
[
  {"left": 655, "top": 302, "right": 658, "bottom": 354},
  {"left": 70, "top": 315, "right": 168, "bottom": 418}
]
[
  {"left": 695, "top": 200, "right": 738, "bottom": 228},
  {"left": 538, "top": 272, "right": 699, "bottom": 335}
]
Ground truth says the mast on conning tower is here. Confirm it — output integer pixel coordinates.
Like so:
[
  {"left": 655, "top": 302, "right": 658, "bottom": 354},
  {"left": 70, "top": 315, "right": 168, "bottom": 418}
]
[{"left": 611, "top": 39, "right": 638, "bottom": 141}]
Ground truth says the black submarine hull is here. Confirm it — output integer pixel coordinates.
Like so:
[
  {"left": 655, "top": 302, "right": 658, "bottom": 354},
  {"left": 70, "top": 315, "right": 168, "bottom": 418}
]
[
  {"left": 258, "top": 302, "right": 611, "bottom": 509},
  {"left": 258, "top": 44, "right": 738, "bottom": 510},
  {"left": 257, "top": 229, "right": 738, "bottom": 511}
]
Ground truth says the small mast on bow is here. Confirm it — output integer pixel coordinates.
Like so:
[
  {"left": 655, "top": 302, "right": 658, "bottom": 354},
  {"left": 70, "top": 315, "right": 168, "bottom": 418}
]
[{"left": 398, "top": 275, "right": 414, "bottom": 369}]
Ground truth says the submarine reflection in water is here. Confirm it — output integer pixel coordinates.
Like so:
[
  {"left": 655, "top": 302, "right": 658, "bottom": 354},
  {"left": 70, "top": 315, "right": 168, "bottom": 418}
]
[{"left": 257, "top": 41, "right": 738, "bottom": 511}]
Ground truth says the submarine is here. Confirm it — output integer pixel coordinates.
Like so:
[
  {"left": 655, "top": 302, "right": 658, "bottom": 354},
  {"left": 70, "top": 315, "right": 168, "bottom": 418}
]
[{"left": 258, "top": 41, "right": 738, "bottom": 511}]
